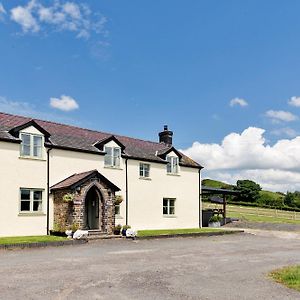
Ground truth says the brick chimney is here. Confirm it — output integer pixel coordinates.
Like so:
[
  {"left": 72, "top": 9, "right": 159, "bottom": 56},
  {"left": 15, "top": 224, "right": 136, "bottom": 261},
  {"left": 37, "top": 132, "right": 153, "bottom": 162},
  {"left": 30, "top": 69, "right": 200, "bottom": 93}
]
[{"left": 159, "top": 125, "right": 173, "bottom": 146}]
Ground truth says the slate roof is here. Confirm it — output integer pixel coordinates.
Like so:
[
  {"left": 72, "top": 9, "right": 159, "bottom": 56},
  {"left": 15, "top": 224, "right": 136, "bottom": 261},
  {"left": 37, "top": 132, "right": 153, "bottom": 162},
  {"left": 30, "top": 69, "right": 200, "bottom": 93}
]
[
  {"left": 0, "top": 112, "right": 202, "bottom": 168},
  {"left": 50, "top": 170, "right": 120, "bottom": 191}
]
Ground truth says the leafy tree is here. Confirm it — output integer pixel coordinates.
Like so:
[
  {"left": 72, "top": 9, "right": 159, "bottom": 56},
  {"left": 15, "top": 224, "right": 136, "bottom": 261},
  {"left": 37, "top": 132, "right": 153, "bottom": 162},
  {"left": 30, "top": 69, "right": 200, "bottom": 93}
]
[
  {"left": 284, "top": 191, "right": 300, "bottom": 208},
  {"left": 234, "top": 180, "right": 262, "bottom": 203}
]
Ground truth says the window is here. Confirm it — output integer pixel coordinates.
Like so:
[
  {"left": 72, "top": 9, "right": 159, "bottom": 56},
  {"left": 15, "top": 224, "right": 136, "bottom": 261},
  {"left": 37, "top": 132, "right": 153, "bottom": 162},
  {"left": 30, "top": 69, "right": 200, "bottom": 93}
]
[
  {"left": 115, "top": 203, "right": 120, "bottom": 215},
  {"left": 139, "top": 163, "right": 150, "bottom": 178},
  {"left": 20, "top": 133, "right": 43, "bottom": 158},
  {"left": 104, "top": 146, "right": 121, "bottom": 167},
  {"left": 163, "top": 198, "right": 175, "bottom": 215},
  {"left": 167, "top": 156, "right": 179, "bottom": 174},
  {"left": 20, "top": 188, "right": 43, "bottom": 213}
]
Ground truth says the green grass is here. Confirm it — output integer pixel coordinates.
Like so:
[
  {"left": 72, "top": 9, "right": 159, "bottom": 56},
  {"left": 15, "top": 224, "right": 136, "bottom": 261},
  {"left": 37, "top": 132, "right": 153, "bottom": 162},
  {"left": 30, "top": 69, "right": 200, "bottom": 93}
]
[
  {"left": 270, "top": 265, "right": 300, "bottom": 292},
  {"left": 259, "top": 190, "right": 284, "bottom": 201},
  {"left": 137, "top": 228, "right": 226, "bottom": 237},
  {"left": 226, "top": 211, "right": 300, "bottom": 224},
  {"left": 202, "top": 179, "right": 234, "bottom": 189},
  {"left": 0, "top": 235, "right": 67, "bottom": 245}
]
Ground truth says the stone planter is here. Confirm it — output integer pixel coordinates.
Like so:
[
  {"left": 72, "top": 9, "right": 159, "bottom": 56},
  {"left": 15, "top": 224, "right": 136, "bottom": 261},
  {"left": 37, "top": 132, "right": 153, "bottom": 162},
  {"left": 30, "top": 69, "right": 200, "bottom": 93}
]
[{"left": 208, "top": 221, "right": 221, "bottom": 228}]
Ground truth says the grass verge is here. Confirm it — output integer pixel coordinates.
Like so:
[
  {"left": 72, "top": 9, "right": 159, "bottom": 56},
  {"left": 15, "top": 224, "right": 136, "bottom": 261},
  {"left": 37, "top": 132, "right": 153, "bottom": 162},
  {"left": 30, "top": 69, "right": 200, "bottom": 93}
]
[
  {"left": 0, "top": 235, "right": 67, "bottom": 245},
  {"left": 270, "top": 265, "right": 300, "bottom": 292},
  {"left": 137, "top": 228, "right": 227, "bottom": 237}
]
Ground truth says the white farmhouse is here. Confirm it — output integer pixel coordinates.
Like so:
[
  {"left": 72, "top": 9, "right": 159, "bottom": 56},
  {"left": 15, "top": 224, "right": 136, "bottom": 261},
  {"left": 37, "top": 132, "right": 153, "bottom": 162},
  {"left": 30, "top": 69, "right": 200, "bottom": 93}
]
[{"left": 0, "top": 112, "right": 202, "bottom": 237}]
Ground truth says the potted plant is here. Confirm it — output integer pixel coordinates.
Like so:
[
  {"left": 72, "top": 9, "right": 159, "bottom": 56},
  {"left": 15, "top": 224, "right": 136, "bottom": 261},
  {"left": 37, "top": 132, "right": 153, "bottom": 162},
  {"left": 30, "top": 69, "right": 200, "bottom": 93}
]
[
  {"left": 208, "top": 215, "right": 222, "bottom": 228},
  {"left": 121, "top": 225, "right": 131, "bottom": 236},
  {"left": 113, "top": 224, "right": 122, "bottom": 235},
  {"left": 114, "top": 195, "right": 123, "bottom": 205},
  {"left": 63, "top": 193, "right": 74, "bottom": 203}
]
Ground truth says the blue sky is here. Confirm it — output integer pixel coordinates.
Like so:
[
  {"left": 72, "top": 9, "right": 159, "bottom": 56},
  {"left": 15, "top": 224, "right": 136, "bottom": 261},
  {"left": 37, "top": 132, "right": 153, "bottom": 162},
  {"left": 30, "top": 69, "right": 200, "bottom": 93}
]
[{"left": 1, "top": 0, "right": 300, "bottom": 191}]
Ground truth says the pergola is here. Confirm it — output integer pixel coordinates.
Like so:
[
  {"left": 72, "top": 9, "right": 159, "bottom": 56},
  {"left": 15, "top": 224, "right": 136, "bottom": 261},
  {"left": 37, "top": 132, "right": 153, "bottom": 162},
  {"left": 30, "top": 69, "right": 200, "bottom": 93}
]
[{"left": 201, "top": 186, "right": 240, "bottom": 224}]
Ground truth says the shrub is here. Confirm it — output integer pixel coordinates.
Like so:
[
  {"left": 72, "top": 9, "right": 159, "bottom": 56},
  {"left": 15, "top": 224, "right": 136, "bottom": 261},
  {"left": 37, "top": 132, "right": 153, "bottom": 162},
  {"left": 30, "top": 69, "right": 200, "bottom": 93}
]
[{"left": 209, "top": 215, "right": 222, "bottom": 223}]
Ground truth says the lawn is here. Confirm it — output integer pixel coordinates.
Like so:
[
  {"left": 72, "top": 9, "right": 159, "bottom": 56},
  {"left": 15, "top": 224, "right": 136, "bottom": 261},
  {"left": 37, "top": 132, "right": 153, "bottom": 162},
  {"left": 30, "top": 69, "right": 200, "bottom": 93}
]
[
  {"left": 137, "top": 228, "right": 227, "bottom": 237},
  {"left": 226, "top": 211, "right": 300, "bottom": 224},
  {"left": 0, "top": 235, "right": 67, "bottom": 245},
  {"left": 270, "top": 265, "right": 300, "bottom": 292}
]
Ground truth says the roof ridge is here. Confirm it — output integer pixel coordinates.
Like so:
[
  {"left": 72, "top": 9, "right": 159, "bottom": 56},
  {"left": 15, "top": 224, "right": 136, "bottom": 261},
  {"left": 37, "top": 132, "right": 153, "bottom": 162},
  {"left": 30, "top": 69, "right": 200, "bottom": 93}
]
[{"left": 0, "top": 111, "right": 164, "bottom": 146}]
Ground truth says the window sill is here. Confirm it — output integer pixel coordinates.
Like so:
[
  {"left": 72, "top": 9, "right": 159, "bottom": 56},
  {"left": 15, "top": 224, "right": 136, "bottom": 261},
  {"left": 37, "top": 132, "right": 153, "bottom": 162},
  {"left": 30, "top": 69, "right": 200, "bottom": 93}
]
[
  {"left": 139, "top": 177, "right": 151, "bottom": 181},
  {"left": 18, "top": 213, "right": 46, "bottom": 217},
  {"left": 167, "top": 173, "right": 180, "bottom": 176},
  {"left": 19, "top": 156, "right": 46, "bottom": 161},
  {"left": 104, "top": 166, "right": 123, "bottom": 170},
  {"left": 163, "top": 215, "right": 177, "bottom": 218}
]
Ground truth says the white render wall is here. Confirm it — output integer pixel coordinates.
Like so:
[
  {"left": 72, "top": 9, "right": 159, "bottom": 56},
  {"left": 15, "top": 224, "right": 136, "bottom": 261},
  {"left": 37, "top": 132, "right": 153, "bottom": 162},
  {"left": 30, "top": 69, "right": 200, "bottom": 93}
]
[
  {"left": 0, "top": 133, "right": 201, "bottom": 236},
  {"left": 0, "top": 141, "right": 47, "bottom": 237}
]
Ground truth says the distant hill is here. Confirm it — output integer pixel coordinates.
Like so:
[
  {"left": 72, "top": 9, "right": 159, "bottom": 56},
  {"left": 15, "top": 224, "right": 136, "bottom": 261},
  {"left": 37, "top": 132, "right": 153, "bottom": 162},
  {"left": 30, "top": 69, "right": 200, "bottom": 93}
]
[
  {"left": 202, "top": 179, "right": 235, "bottom": 190},
  {"left": 202, "top": 178, "right": 286, "bottom": 206}
]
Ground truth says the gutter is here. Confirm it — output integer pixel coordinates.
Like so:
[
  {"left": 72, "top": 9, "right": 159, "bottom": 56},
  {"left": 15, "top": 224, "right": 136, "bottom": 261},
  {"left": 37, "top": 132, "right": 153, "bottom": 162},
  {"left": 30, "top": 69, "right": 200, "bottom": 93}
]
[
  {"left": 199, "top": 169, "right": 202, "bottom": 228},
  {"left": 46, "top": 147, "right": 52, "bottom": 235},
  {"left": 125, "top": 158, "right": 129, "bottom": 225}
]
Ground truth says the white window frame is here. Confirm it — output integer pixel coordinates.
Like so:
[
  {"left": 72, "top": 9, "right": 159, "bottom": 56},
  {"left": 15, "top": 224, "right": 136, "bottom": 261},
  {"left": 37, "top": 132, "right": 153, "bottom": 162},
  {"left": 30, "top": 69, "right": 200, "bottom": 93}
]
[
  {"left": 104, "top": 146, "right": 121, "bottom": 168},
  {"left": 167, "top": 156, "right": 179, "bottom": 174},
  {"left": 163, "top": 198, "right": 176, "bottom": 216},
  {"left": 139, "top": 163, "right": 150, "bottom": 178},
  {"left": 19, "top": 188, "right": 44, "bottom": 214},
  {"left": 20, "top": 133, "right": 43, "bottom": 159}
]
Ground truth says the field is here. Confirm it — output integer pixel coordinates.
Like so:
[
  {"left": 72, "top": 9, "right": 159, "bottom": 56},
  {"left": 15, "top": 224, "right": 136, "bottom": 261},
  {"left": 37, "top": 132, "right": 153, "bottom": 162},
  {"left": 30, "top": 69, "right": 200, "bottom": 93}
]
[{"left": 203, "top": 202, "right": 300, "bottom": 224}]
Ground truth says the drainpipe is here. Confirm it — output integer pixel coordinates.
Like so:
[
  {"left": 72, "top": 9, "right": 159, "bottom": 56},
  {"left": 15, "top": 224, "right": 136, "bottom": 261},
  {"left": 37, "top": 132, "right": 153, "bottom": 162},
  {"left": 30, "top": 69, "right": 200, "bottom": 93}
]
[
  {"left": 199, "top": 168, "right": 202, "bottom": 228},
  {"left": 46, "top": 147, "right": 52, "bottom": 235},
  {"left": 125, "top": 158, "right": 129, "bottom": 225}
]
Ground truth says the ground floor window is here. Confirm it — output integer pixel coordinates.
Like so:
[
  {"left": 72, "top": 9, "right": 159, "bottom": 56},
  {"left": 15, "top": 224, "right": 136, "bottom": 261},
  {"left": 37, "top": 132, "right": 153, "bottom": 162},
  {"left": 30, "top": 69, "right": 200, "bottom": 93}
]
[
  {"left": 20, "top": 188, "right": 43, "bottom": 213},
  {"left": 115, "top": 203, "right": 120, "bottom": 215},
  {"left": 163, "top": 198, "right": 175, "bottom": 215}
]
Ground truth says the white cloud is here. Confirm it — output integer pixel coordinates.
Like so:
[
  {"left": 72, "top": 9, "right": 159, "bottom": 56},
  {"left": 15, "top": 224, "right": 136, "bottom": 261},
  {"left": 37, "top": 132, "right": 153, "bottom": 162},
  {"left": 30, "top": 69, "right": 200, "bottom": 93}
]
[
  {"left": 0, "top": 95, "right": 77, "bottom": 124},
  {"left": 0, "top": 96, "right": 34, "bottom": 114},
  {"left": 50, "top": 95, "right": 79, "bottom": 111},
  {"left": 10, "top": 1, "right": 40, "bottom": 33},
  {"left": 265, "top": 110, "right": 297, "bottom": 122},
  {"left": 63, "top": 2, "right": 81, "bottom": 20},
  {"left": 9, "top": 1, "right": 107, "bottom": 39},
  {"left": 229, "top": 97, "right": 248, "bottom": 107},
  {"left": 181, "top": 127, "right": 300, "bottom": 192},
  {"left": 288, "top": 96, "right": 300, "bottom": 107},
  {"left": 0, "top": 3, "right": 6, "bottom": 20},
  {"left": 270, "top": 127, "right": 297, "bottom": 138}
]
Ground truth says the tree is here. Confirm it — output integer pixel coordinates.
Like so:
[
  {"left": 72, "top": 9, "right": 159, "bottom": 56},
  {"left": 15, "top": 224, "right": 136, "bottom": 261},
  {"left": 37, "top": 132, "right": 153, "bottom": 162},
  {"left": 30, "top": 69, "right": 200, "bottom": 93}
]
[
  {"left": 234, "top": 180, "right": 262, "bottom": 203},
  {"left": 284, "top": 191, "right": 300, "bottom": 208}
]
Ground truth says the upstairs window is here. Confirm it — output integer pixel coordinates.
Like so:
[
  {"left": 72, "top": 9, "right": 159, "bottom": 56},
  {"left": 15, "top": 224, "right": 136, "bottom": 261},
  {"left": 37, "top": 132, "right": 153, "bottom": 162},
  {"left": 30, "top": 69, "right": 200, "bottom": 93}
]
[
  {"left": 20, "top": 133, "right": 43, "bottom": 158},
  {"left": 139, "top": 163, "right": 150, "bottom": 178},
  {"left": 167, "top": 156, "right": 179, "bottom": 174},
  {"left": 104, "top": 146, "right": 121, "bottom": 167},
  {"left": 20, "top": 188, "right": 43, "bottom": 213}
]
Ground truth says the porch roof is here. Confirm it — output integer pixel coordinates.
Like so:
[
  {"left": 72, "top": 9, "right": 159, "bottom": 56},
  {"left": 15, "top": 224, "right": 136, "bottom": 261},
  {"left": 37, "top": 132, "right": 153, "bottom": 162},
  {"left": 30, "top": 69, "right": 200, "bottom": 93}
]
[{"left": 50, "top": 169, "right": 120, "bottom": 192}]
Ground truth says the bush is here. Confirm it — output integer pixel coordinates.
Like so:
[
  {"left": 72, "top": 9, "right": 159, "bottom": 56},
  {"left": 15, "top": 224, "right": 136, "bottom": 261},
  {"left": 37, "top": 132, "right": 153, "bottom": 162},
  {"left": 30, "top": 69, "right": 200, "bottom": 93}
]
[{"left": 209, "top": 215, "right": 222, "bottom": 223}]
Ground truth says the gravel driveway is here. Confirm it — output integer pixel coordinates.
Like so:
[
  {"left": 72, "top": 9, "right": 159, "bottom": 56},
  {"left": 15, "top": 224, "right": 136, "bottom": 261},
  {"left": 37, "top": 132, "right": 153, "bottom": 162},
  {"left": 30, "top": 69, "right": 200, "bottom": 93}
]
[{"left": 0, "top": 233, "right": 299, "bottom": 300}]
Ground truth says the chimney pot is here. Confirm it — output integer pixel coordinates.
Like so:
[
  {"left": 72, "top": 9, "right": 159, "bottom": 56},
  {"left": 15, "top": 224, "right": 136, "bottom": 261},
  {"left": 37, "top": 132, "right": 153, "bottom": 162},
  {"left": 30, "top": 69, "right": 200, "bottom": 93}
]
[{"left": 159, "top": 125, "right": 173, "bottom": 145}]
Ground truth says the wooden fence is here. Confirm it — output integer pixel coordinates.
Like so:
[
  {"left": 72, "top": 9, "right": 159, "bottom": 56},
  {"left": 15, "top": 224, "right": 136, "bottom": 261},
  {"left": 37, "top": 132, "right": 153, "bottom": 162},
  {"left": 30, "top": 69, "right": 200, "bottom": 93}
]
[{"left": 203, "top": 202, "right": 300, "bottom": 221}]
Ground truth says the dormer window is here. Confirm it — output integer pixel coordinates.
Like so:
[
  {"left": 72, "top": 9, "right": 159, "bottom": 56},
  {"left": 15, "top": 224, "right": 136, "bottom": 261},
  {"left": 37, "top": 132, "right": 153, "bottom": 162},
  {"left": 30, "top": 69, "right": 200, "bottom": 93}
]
[
  {"left": 167, "top": 156, "right": 179, "bottom": 174},
  {"left": 20, "top": 133, "right": 43, "bottom": 158},
  {"left": 104, "top": 146, "right": 121, "bottom": 167}
]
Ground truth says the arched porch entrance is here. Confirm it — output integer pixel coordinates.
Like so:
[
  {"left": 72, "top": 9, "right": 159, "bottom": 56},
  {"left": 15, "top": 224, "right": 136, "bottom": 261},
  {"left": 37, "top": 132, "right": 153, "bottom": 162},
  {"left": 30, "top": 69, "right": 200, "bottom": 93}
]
[
  {"left": 85, "top": 186, "right": 101, "bottom": 230},
  {"left": 51, "top": 170, "right": 121, "bottom": 235}
]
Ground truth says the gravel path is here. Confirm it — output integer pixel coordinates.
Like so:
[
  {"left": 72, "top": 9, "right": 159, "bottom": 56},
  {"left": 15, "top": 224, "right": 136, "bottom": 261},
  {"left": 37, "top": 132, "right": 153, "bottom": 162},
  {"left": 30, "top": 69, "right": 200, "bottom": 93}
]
[{"left": 0, "top": 233, "right": 299, "bottom": 299}]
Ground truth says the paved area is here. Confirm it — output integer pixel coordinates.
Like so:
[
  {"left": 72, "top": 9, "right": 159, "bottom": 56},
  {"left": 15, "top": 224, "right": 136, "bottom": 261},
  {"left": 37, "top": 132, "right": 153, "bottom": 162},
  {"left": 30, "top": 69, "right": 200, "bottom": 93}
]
[{"left": 0, "top": 233, "right": 299, "bottom": 300}]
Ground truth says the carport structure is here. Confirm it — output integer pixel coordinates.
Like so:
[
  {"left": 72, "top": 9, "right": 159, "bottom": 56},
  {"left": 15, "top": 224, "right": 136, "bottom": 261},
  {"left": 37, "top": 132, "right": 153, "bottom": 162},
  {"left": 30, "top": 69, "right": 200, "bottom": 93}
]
[{"left": 201, "top": 186, "right": 240, "bottom": 224}]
